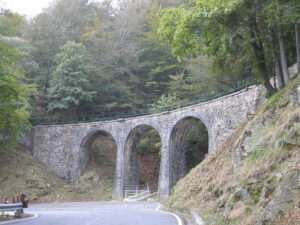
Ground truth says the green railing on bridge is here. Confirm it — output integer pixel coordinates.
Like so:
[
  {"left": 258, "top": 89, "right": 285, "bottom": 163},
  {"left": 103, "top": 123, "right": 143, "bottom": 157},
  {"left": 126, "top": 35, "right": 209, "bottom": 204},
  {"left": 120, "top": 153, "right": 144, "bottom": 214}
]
[{"left": 30, "top": 77, "right": 256, "bottom": 126}]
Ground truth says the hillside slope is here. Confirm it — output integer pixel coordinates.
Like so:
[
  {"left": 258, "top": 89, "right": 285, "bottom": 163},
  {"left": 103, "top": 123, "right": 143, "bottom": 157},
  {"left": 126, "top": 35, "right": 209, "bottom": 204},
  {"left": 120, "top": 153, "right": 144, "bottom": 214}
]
[
  {"left": 0, "top": 137, "right": 116, "bottom": 203},
  {"left": 166, "top": 75, "right": 300, "bottom": 225}
]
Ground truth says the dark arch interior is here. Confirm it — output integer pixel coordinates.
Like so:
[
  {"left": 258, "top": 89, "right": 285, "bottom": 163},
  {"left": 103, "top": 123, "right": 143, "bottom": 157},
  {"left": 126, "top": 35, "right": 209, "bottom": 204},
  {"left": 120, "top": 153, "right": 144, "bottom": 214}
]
[
  {"left": 123, "top": 125, "right": 161, "bottom": 190},
  {"left": 79, "top": 130, "right": 117, "bottom": 196},
  {"left": 169, "top": 117, "right": 208, "bottom": 188}
]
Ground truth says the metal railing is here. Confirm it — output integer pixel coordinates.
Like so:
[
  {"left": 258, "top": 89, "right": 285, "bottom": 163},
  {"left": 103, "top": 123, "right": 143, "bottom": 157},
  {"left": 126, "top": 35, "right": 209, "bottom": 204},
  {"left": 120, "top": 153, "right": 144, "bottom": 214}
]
[
  {"left": 124, "top": 183, "right": 158, "bottom": 201},
  {"left": 1, "top": 195, "right": 28, "bottom": 214},
  {"left": 0, "top": 203, "right": 23, "bottom": 213},
  {"left": 30, "top": 77, "right": 256, "bottom": 126}
]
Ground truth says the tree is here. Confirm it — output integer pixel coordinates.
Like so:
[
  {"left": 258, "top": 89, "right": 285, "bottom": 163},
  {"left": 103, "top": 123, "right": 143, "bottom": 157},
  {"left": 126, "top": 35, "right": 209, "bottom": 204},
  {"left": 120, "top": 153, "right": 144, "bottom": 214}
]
[
  {"left": 275, "top": 0, "right": 290, "bottom": 84},
  {"left": 269, "top": 29, "right": 284, "bottom": 89},
  {"left": 136, "top": 1, "right": 185, "bottom": 104},
  {"left": 47, "top": 41, "right": 96, "bottom": 119},
  {"left": 264, "top": 0, "right": 299, "bottom": 85},
  {"left": 296, "top": 23, "right": 300, "bottom": 72},
  {"left": 82, "top": 0, "right": 185, "bottom": 114},
  {"left": 158, "top": 0, "right": 298, "bottom": 95},
  {"left": 26, "top": 0, "right": 93, "bottom": 112},
  {"left": 0, "top": 10, "right": 36, "bottom": 147},
  {"left": 0, "top": 9, "right": 26, "bottom": 37}
]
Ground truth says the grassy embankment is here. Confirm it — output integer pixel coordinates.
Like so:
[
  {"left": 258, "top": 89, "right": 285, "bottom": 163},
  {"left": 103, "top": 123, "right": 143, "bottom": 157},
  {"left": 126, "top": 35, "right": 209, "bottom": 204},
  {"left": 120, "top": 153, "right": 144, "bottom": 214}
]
[{"left": 165, "top": 75, "right": 300, "bottom": 225}]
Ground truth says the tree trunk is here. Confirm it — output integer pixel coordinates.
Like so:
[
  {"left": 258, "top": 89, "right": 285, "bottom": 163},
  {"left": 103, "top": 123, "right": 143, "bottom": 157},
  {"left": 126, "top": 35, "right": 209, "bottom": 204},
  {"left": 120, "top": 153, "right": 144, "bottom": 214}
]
[
  {"left": 278, "top": 26, "right": 290, "bottom": 84},
  {"left": 296, "top": 23, "right": 300, "bottom": 72},
  {"left": 270, "top": 29, "right": 284, "bottom": 89},
  {"left": 276, "top": 0, "right": 290, "bottom": 83},
  {"left": 249, "top": 20, "right": 276, "bottom": 95},
  {"left": 274, "top": 51, "right": 284, "bottom": 89}
]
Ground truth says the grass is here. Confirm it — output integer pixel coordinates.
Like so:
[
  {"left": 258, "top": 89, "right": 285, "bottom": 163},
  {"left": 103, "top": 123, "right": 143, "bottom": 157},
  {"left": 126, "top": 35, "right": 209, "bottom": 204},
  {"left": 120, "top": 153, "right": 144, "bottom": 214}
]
[
  {"left": 262, "top": 73, "right": 300, "bottom": 112},
  {"left": 244, "top": 147, "right": 284, "bottom": 169}
]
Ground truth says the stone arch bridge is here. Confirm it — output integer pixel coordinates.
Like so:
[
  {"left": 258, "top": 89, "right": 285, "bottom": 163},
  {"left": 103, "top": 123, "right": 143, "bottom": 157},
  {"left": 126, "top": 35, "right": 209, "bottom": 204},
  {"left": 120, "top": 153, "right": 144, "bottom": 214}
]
[{"left": 33, "top": 85, "right": 264, "bottom": 199}]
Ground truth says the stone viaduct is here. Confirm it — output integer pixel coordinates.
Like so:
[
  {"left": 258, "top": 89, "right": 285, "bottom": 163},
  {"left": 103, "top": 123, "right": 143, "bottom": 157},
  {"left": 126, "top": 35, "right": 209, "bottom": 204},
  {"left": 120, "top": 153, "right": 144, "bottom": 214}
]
[{"left": 32, "top": 85, "right": 265, "bottom": 199}]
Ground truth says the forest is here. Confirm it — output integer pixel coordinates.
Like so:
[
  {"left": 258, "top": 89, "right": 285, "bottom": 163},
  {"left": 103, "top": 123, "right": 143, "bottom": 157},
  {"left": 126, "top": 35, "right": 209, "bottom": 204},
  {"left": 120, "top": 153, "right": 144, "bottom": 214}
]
[{"left": 0, "top": 0, "right": 299, "bottom": 147}]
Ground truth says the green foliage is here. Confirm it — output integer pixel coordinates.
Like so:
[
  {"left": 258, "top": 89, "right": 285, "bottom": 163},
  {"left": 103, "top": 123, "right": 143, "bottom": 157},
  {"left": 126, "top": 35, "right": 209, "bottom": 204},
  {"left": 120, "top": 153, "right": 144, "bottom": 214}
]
[
  {"left": 0, "top": 37, "right": 36, "bottom": 147},
  {"left": 23, "top": 0, "right": 188, "bottom": 119},
  {"left": 0, "top": 9, "right": 25, "bottom": 37},
  {"left": 0, "top": 0, "right": 297, "bottom": 124},
  {"left": 137, "top": 130, "right": 162, "bottom": 160},
  {"left": 158, "top": 0, "right": 245, "bottom": 58},
  {"left": 158, "top": 0, "right": 298, "bottom": 94},
  {"left": 47, "top": 41, "right": 96, "bottom": 118},
  {"left": 26, "top": 0, "right": 94, "bottom": 110},
  {"left": 149, "top": 92, "right": 180, "bottom": 112}
]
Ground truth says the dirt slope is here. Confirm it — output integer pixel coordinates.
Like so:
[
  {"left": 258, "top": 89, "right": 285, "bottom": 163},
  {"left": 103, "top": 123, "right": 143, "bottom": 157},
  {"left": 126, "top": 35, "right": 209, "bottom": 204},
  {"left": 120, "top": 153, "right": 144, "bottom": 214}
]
[
  {"left": 0, "top": 137, "right": 116, "bottom": 204},
  {"left": 165, "top": 75, "right": 300, "bottom": 225}
]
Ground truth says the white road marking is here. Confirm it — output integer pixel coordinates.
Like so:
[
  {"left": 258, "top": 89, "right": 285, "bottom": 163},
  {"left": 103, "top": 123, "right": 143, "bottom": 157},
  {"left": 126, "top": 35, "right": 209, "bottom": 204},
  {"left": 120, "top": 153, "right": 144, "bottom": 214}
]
[
  {"left": 155, "top": 202, "right": 162, "bottom": 211},
  {"left": 0, "top": 202, "right": 183, "bottom": 225},
  {"left": 0, "top": 213, "right": 38, "bottom": 225},
  {"left": 154, "top": 202, "right": 183, "bottom": 225}
]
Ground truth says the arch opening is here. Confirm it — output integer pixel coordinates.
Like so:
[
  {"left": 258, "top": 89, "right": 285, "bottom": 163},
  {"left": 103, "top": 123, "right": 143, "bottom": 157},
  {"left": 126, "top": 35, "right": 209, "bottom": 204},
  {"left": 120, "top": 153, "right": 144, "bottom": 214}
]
[
  {"left": 123, "top": 125, "right": 161, "bottom": 191},
  {"left": 79, "top": 130, "right": 117, "bottom": 198},
  {"left": 169, "top": 116, "right": 208, "bottom": 188}
]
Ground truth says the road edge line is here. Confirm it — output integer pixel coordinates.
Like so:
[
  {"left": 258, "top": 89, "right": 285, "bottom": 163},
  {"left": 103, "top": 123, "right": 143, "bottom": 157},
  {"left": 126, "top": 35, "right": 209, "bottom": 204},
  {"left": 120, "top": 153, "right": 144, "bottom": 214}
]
[
  {"left": 154, "top": 202, "right": 184, "bottom": 225},
  {"left": 0, "top": 213, "right": 38, "bottom": 225},
  {"left": 155, "top": 202, "right": 162, "bottom": 211}
]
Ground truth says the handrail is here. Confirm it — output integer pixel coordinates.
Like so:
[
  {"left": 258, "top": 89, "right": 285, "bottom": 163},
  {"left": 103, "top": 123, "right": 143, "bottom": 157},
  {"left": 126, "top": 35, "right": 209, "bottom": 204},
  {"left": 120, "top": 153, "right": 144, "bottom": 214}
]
[
  {"left": 126, "top": 190, "right": 150, "bottom": 200},
  {"left": 124, "top": 183, "right": 158, "bottom": 200},
  {"left": 30, "top": 77, "right": 256, "bottom": 126}
]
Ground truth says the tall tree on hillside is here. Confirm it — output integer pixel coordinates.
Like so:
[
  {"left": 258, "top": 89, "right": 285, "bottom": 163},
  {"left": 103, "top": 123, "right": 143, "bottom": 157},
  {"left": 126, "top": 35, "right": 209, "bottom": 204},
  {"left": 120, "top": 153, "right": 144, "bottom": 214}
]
[
  {"left": 137, "top": 1, "right": 185, "bottom": 103},
  {"left": 269, "top": 29, "right": 284, "bottom": 89},
  {"left": 275, "top": 0, "right": 290, "bottom": 84},
  {"left": 81, "top": 0, "right": 141, "bottom": 114},
  {"left": 47, "top": 41, "right": 96, "bottom": 119},
  {"left": 265, "top": 0, "right": 300, "bottom": 84}
]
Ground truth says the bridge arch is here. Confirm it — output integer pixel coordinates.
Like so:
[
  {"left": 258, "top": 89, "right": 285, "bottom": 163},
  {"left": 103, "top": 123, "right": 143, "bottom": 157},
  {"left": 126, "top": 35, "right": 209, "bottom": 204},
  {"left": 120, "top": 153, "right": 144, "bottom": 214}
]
[
  {"left": 169, "top": 116, "right": 209, "bottom": 188},
  {"left": 123, "top": 124, "right": 162, "bottom": 191},
  {"left": 77, "top": 129, "right": 118, "bottom": 181},
  {"left": 32, "top": 86, "right": 263, "bottom": 199}
]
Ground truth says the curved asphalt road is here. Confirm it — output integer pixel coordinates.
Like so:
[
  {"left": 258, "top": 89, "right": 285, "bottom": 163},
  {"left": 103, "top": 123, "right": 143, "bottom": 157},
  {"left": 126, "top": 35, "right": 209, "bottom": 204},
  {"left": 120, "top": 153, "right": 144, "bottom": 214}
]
[{"left": 0, "top": 202, "right": 182, "bottom": 225}]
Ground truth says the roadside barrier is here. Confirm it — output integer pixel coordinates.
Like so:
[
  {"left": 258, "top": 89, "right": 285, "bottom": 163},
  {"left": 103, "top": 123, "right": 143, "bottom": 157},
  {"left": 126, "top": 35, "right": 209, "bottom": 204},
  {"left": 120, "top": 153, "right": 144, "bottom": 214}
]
[
  {"left": 124, "top": 183, "right": 158, "bottom": 201},
  {"left": 0, "top": 195, "right": 28, "bottom": 217},
  {"left": 0, "top": 203, "right": 23, "bottom": 212},
  {"left": 3, "top": 194, "right": 28, "bottom": 208}
]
